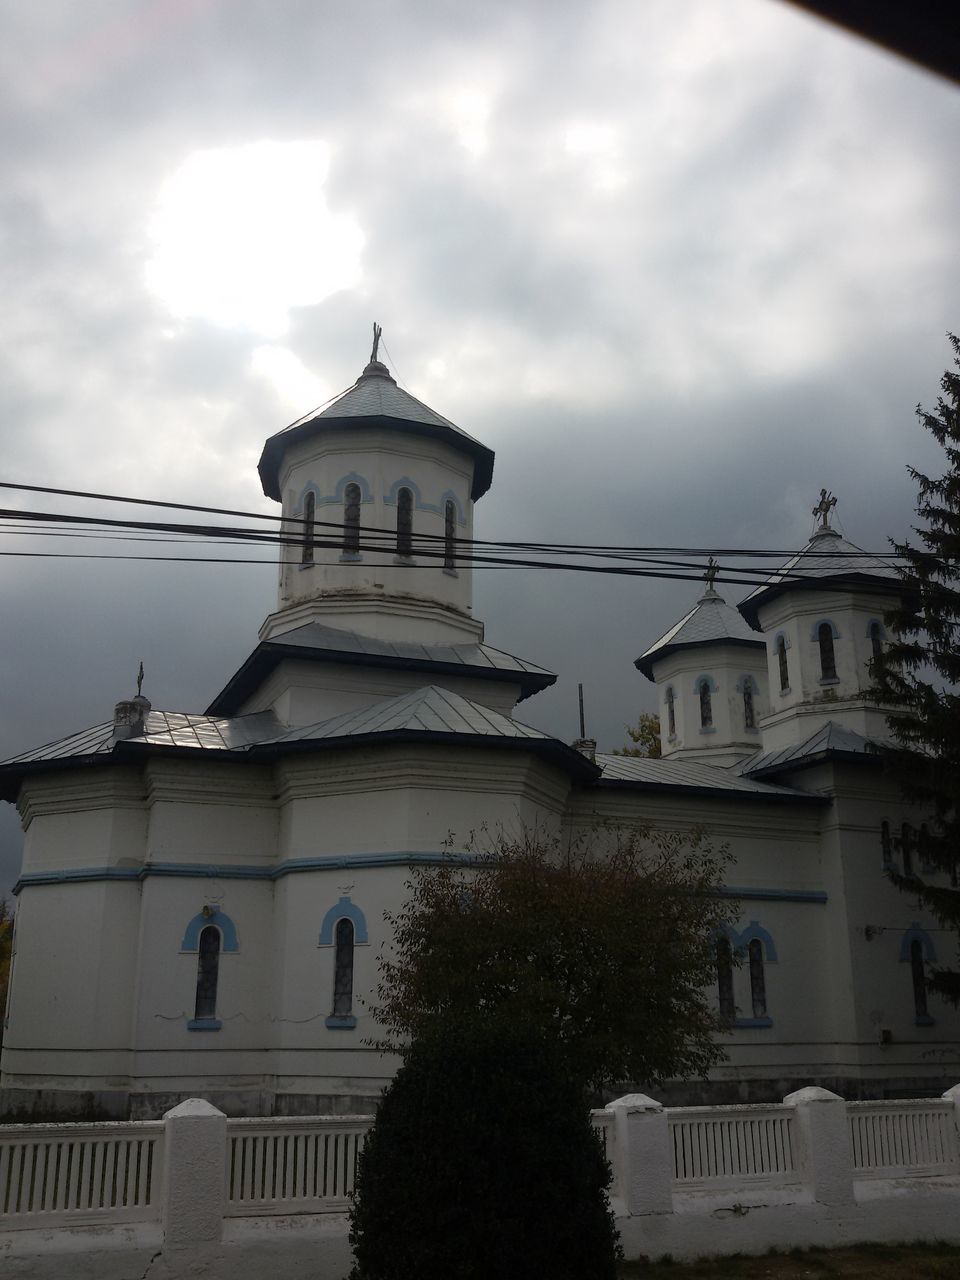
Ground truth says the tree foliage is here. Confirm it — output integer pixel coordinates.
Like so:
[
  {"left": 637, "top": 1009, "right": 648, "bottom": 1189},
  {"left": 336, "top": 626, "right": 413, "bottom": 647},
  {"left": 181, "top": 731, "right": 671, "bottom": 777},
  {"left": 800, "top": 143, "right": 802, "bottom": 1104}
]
[
  {"left": 348, "top": 1025, "right": 620, "bottom": 1280},
  {"left": 371, "top": 827, "right": 735, "bottom": 1091},
  {"left": 612, "top": 710, "right": 662, "bottom": 758},
  {"left": 872, "top": 333, "right": 960, "bottom": 1004}
]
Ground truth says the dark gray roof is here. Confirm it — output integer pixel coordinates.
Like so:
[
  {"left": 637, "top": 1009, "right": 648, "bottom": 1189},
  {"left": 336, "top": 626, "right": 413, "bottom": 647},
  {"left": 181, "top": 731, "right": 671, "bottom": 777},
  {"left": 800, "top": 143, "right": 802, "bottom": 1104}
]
[
  {"left": 206, "top": 621, "right": 556, "bottom": 716},
  {"left": 739, "top": 527, "right": 902, "bottom": 627},
  {"left": 258, "top": 359, "right": 495, "bottom": 501},
  {"left": 740, "top": 721, "right": 886, "bottom": 779},
  {"left": 259, "top": 685, "right": 552, "bottom": 745},
  {"left": 635, "top": 588, "right": 764, "bottom": 680},
  {"left": 596, "top": 752, "right": 818, "bottom": 800}
]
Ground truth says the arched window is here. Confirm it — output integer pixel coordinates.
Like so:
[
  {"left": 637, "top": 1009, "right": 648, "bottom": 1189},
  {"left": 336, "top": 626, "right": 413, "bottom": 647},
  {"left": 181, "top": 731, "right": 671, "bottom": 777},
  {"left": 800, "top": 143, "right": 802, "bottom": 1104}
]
[
  {"left": 444, "top": 499, "right": 456, "bottom": 571},
  {"left": 396, "top": 487, "right": 413, "bottom": 558},
  {"left": 743, "top": 681, "right": 756, "bottom": 730},
  {"left": 818, "top": 622, "right": 837, "bottom": 681},
  {"left": 698, "top": 679, "right": 712, "bottom": 729},
  {"left": 194, "top": 926, "right": 221, "bottom": 1022},
  {"left": 301, "top": 491, "right": 315, "bottom": 565},
  {"left": 910, "top": 939, "right": 929, "bottom": 1022},
  {"left": 869, "top": 621, "right": 883, "bottom": 666},
  {"left": 748, "top": 939, "right": 767, "bottom": 1019},
  {"left": 666, "top": 687, "right": 676, "bottom": 738},
  {"left": 332, "top": 918, "right": 355, "bottom": 1019},
  {"left": 777, "top": 636, "right": 789, "bottom": 692},
  {"left": 901, "top": 823, "right": 914, "bottom": 877},
  {"left": 716, "top": 936, "right": 735, "bottom": 1022},
  {"left": 343, "top": 483, "right": 361, "bottom": 555},
  {"left": 880, "top": 820, "right": 892, "bottom": 869},
  {"left": 918, "top": 823, "right": 933, "bottom": 873}
]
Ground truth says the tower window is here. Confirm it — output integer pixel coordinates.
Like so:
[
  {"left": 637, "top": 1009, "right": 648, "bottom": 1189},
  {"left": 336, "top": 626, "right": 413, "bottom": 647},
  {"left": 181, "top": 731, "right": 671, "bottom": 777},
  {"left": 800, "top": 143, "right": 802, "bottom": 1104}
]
[
  {"left": 869, "top": 621, "right": 883, "bottom": 666},
  {"left": 748, "top": 939, "right": 767, "bottom": 1019},
  {"left": 910, "top": 939, "right": 929, "bottom": 1022},
  {"left": 818, "top": 622, "right": 837, "bottom": 681},
  {"left": 343, "top": 483, "right": 361, "bottom": 555},
  {"left": 716, "top": 936, "right": 735, "bottom": 1022},
  {"left": 698, "top": 679, "right": 712, "bottom": 729},
  {"left": 444, "top": 499, "right": 456, "bottom": 571},
  {"left": 901, "top": 823, "right": 914, "bottom": 878},
  {"left": 777, "top": 636, "right": 789, "bottom": 691},
  {"left": 880, "top": 820, "right": 892, "bottom": 869},
  {"left": 301, "top": 491, "right": 315, "bottom": 565},
  {"left": 396, "top": 487, "right": 413, "bottom": 559},
  {"left": 666, "top": 686, "right": 676, "bottom": 738},
  {"left": 332, "top": 918, "right": 355, "bottom": 1019},
  {"left": 194, "top": 926, "right": 221, "bottom": 1022},
  {"left": 743, "top": 681, "right": 756, "bottom": 730}
]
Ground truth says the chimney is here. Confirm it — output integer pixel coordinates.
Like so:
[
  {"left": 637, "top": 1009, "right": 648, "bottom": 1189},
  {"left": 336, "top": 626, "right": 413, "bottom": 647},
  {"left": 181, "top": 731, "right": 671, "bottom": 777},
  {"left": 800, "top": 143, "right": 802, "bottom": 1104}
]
[
  {"left": 113, "top": 694, "right": 151, "bottom": 742},
  {"left": 572, "top": 737, "right": 596, "bottom": 763}
]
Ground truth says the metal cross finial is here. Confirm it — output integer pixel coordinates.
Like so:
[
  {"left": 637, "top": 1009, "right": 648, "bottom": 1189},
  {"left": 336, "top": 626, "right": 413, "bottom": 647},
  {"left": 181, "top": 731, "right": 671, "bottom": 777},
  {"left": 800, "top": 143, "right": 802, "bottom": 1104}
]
[
  {"left": 370, "top": 322, "right": 382, "bottom": 364},
  {"left": 704, "top": 556, "right": 719, "bottom": 589},
  {"left": 813, "top": 489, "right": 837, "bottom": 530},
  {"left": 136, "top": 661, "right": 144, "bottom": 697}
]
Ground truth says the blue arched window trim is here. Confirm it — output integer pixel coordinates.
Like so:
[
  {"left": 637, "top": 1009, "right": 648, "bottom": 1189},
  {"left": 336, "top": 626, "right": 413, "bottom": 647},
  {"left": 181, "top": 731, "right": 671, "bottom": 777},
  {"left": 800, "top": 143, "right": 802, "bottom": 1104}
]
[
  {"left": 693, "top": 673, "right": 717, "bottom": 694},
  {"left": 333, "top": 472, "right": 373, "bottom": 503},
  {"left": 319, "top": 896, "right": 369, "bottom": 946},
  {"left": 294, "top": 481, "right": 323, "bottom": 518},
  {"left": 773, "top": 631, "right": 791, "bottom": 650},
  {"left": 865, "top": 619, "right": 888, "bottom": 640},
  {"left": 734, "top": 920, "right": 778, "bottom": 962},
  {"left": 736, "top": 674, "right": 759, "bottom": 694},
  {"left": 439, "top": 489, "right": 466, "bottom": 526},
  {"left": 899, "top": 922, "right": 937, "bottom": 964},
  {"left": 181, "top": 907, "right": 239, "bottom": 953},
  {"left": 384, "top": 477, "right": 424, "bottom": 508},
  {"left": 809, "top": 618, "right": 840, "bottom": 640}
]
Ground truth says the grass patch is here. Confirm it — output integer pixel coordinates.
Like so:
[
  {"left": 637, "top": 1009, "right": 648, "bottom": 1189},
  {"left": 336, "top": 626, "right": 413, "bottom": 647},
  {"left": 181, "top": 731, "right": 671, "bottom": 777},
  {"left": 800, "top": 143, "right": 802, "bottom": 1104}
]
[{"left": 618, "top": 1241, "right": 960, "bottom": 1278}]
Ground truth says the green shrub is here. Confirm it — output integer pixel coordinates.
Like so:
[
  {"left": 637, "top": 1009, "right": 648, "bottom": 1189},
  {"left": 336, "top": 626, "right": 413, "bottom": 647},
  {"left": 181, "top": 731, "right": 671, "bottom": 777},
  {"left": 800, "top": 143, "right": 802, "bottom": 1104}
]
[{"left": 348, "top": 1025, "right": 620, "bottom": 1280}]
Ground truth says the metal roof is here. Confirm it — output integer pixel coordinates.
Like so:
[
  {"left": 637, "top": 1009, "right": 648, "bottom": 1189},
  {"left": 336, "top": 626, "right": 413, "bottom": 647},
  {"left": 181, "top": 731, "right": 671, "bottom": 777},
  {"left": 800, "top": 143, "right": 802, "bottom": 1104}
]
[
  {"left": 635, "top": 588, "right": 764, "bottom": 680},
  {"left": 739, "top": 721, "right": 886, "bottom": 779},
  {"left": 258, "top": 359, "right": 495, "bottom": 502},
  {"left": 595, "top": 752, "right": 818, "bottom": 800},
  {"left": 206, "top": 621, "right": 556, "bottom": 716},
  {"left": 738, "top": 527, "right": 903, "bottom": 627}
]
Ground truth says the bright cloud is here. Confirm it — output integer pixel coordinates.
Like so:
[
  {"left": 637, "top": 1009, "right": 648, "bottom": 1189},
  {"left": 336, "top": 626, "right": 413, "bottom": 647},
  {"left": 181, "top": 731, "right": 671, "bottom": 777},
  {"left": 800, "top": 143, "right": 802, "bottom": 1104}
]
[{"left": 144, "top": 140, "right": 365, "bottom": 338}]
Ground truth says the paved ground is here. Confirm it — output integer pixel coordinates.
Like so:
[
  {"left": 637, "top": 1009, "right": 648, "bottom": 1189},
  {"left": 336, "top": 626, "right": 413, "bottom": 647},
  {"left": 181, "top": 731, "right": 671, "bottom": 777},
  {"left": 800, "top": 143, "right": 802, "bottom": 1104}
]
[{"left": 619, "top": 1242, "right": 960, "bottom": 1277}]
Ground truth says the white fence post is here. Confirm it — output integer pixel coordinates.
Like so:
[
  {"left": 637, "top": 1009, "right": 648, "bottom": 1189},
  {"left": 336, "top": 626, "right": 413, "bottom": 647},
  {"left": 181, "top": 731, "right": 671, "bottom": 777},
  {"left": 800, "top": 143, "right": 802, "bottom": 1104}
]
[
  {"left": 161, "top": 1098, "right": 228, "bottom": 1248},
  {"left": 942, "top": 1082, "right": 960, "bottom": 1129},
  {"left": 783, "top": 1086, "right": 854, "bottom": 1206},
  {"left": 607, "top": 1093, "right": 672, "bottom": 1216}
]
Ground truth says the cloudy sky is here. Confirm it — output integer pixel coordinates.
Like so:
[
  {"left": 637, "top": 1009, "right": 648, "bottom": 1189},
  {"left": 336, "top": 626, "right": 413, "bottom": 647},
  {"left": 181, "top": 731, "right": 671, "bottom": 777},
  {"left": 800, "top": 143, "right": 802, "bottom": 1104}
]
[{"left": 1, "top": 0, "right": 958, "bottom": 895}]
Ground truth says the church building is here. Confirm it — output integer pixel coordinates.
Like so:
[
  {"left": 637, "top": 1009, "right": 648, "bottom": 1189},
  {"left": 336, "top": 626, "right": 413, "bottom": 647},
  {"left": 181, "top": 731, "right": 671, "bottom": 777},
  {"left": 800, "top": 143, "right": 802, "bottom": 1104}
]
[{"left": 0, "top": 345, "right": 955, "bottom": 1119}]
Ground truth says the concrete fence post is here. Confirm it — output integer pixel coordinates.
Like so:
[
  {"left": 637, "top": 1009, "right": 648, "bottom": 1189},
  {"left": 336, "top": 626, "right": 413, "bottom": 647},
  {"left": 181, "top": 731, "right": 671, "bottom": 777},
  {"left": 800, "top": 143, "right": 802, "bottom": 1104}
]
[
  {"left": 607, "top": 1093, "right": 673, "bottom": 1216},
  {"left": 942, "top": 1082, "right": 960, "bottom": 1151},
  {"left": 783, "top": 1086, "right": 854, "bottom": 1206},
  {"left": 161, "top": 1097, "right": 228, "bottom": 1249}
]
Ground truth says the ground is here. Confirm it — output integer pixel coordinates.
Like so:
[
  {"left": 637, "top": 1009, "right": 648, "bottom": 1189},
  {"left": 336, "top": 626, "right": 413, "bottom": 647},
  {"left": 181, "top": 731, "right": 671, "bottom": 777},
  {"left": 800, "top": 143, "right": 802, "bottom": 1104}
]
[{"left": 619, "top": 1242, "right": 960, "bottom": 1278}]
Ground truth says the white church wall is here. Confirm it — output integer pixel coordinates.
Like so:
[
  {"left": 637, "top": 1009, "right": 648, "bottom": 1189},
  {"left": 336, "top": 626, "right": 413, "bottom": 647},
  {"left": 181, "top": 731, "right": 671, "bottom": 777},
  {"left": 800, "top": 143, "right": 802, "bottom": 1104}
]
[
  {"left": 141, "top": 762, "right": 277, "bottom": 866},
  {"left": 18, "top": 771, "right": 148, "bottom": 874},
  {"left": 652, "top": 644, "right": 768, "bottom": 764}
]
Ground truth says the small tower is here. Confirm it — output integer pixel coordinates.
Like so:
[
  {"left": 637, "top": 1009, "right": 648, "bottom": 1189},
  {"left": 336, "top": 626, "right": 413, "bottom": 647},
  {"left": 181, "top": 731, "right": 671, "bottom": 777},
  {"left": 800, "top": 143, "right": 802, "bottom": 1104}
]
[
  {"left": 256, "top": 328, "right": 494, "bottom": 646},
  {"left": 738, "top": 492, "right": 902, "bottom": 752},
  {"left": 635, "top": 560, "right": 768, "bottom": 765}
]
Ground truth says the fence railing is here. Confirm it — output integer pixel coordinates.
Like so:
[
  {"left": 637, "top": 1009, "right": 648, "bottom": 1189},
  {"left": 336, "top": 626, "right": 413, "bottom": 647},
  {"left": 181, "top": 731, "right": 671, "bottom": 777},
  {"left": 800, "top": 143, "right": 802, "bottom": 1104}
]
[
  {"left": 848, "top": 1100, "right": 960, "bottom": 1179},
  {"left": 591, "top": 1109, "right": 614, "bottom": 1165},
  {"left": 225, "top": 1117, "right": 372, "bottom": 1215},
  {"left": 666, "top": 1104, "right": 798, "bottom": 1189},
  {"left": 0, "top": 1121, "right": 163, "bottom": 1230}
]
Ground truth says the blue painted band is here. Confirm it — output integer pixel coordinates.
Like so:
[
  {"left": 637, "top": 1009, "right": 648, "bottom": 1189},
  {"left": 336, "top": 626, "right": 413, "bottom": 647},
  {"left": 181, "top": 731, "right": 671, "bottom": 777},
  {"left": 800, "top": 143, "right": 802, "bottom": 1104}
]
[
  {"left": 325, "top": 1015, "right": 357, "bottom": 1030},
  {"left": 717, "top": 886, "right": 827, "bottom": 904},
  {"left": 187, "top": 1018, "right": 222, "bottom": 1031},
  {"left": 733, "top": 1017, "right": 773, "bottom": 1030}
]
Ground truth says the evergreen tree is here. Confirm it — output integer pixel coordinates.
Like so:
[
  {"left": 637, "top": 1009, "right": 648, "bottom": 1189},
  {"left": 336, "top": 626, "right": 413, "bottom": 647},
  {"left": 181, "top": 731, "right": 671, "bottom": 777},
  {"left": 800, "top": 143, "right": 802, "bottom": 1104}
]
[{"left": 872, "top": 333, "right": 960, "bottom": 1003}]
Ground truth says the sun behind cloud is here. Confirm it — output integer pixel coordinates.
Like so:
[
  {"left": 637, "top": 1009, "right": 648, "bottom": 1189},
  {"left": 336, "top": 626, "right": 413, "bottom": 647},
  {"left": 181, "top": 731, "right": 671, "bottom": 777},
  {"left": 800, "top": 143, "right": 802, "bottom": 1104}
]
[{"left": 144, "top": 139, "right": 364, "bottom": 338}]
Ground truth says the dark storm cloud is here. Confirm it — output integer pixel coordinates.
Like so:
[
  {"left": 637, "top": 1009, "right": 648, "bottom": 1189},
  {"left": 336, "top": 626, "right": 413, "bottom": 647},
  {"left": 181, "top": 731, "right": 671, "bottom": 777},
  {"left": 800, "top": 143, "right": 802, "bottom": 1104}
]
[{"left": 1, "top": 0, "right": 959, "bottom": 894}]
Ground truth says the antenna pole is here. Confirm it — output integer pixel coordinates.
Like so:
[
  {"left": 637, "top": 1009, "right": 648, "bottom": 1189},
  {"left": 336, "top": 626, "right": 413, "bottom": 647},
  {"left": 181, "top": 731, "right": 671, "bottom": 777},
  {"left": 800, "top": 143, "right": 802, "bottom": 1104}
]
[{"left": 578, "top": 683, "right": 585, "bottom": 739}]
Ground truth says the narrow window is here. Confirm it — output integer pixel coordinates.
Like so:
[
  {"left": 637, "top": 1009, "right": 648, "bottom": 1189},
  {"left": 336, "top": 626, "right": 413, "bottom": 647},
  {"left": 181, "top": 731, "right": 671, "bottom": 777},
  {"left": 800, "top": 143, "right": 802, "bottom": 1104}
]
[
  {"left": 880, "top": 820, "right": 892, "bottom": 868},
  {"left": 332, "top": 918, "right": 355, "bottom": 1018},
  {"left": 716, "top": 937, "right": 735, "bottom": 1022},
  {"left": 869, "top": 621, "right": 883, "bottom": 666},
  {"left": 194, "top": 926, "right": 221, "bottom": 1021},
  {"left": 666, "top": 687, "right": 676, "bottom": 738},
  {"left": 748, "top": 939, "right": 767, "bottom": 1019},
  {"left": 343, "top": 483, "right": 361, "bottom": 555},
  {"left": 919, "top": 823, "right": 933, "bottom": 873},
  {"left": 743, "top": 681, "right": 756, "bottom": 730},
  {"left": 901, "top": 823, "right": 914, "bottom": 877},
  {"left": 910, "top": 940, "right": 929, "bottom": 1021},
  {"left": 301, "top": 491, "right": 315, "bottom": 565},
  {"left": 777, "top": 636, "right": 789, "bottom": 691},
  {"left": 443, "top": 499, "right": 456, "bottom": 571},
  {"left": 818, "top": 623, "right": 837, "bottom": 681},
  {"left": 698, "top": 680, "right": 712, "bottom": 729},
  {"left": 396, "top": 487, "right": 413, "bottom": 558}
]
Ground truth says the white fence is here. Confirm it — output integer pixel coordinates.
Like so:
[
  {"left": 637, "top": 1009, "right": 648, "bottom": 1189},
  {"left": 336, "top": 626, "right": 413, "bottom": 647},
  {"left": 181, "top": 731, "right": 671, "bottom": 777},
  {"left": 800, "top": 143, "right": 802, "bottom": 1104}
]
[
  {"left": 0, "top": 1121, "right": 162, "bottom": 1228},
  {"left": 848, "top": 1099, "right": 959, "bottom": 1179},
  {"left": 225, "top": 1117, "right": 371, "bottom": 1215},
  {"left": 667, "top": 1104, "right": 798, "bottom": 1189}
]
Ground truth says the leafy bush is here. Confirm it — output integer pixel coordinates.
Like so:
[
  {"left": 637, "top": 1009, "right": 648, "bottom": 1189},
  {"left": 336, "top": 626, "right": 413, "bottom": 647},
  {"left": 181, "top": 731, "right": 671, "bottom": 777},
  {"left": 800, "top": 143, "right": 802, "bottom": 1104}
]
[{"left": 349, "top": 1025, "right": 620, "bottom": 1280}]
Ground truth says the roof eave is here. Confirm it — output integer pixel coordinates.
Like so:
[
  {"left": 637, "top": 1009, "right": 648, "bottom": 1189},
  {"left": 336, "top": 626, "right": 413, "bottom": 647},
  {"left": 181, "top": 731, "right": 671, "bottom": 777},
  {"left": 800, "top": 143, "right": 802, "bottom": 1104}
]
[
  {"left": 591, "top": 776, "right": 827, "bottom": 804},
  {"left": 634, "top": 635, "right": 767, "bottom": 681},
  {"left": 738, "top": 572, "right": 903, "bottom": 628},
  {"left": 745, "top": 746, "right": 884, "bottom": 781}
]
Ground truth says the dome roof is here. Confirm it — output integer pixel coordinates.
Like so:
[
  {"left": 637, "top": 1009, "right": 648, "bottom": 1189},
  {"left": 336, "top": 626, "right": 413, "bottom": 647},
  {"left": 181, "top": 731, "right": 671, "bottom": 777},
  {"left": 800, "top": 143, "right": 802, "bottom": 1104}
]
[
  {"left": 258, "top": 357, "right": 495, "bottom": 501},
  {"left": 738, "top": 525, "right": 902, "bottom": 628},
  {"left": 635, "top": 585, "right": 764, "bottom": 681}
]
